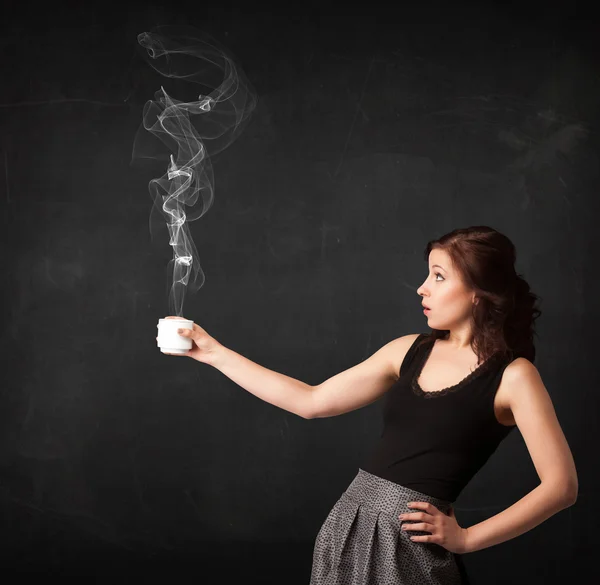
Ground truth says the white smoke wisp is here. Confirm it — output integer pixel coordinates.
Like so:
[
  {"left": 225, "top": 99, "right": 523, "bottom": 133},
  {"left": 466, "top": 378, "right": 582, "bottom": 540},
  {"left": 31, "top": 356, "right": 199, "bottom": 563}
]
[{"left": 131, "top": 25, "right": 257, "bottom": 316}]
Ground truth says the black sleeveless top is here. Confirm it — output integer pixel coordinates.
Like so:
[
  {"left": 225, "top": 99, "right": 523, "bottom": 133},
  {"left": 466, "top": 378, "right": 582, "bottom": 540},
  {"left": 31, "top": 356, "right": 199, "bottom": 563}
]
[{"left": 361, "top": 333, "right": 517, "bottom": 502}]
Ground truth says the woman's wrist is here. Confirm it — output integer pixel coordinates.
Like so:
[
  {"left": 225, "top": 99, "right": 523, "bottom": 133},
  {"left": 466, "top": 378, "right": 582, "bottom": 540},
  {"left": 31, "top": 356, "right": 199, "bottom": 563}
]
[{"left": 207, "top": 343, "right": 227, "bottom": 368}]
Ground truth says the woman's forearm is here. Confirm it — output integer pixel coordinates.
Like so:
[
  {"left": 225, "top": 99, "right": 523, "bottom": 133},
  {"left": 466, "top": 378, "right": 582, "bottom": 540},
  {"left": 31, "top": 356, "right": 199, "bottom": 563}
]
[
  {"left": 464, "top": 480, "right": 576, "bottom": 553},
  {"left": 211, "top": 346, "right": 314, "bottom": 419}
]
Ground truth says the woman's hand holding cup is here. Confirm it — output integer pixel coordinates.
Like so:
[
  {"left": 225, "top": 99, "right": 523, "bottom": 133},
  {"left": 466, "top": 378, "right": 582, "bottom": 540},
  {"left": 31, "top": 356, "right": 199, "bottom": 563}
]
[{"left": 157, "top": 316, "right": 223, "bottom": 366}]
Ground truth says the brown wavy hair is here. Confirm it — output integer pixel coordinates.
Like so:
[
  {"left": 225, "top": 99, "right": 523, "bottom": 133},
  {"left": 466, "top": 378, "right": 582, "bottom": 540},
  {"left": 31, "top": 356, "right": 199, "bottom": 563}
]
[{"left": 415, "top": 226, "right": 542, "bottom": 364}]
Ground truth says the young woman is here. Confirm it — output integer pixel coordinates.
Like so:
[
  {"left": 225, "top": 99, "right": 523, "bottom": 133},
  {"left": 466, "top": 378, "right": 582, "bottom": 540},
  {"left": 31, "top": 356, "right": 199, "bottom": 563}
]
[{"left": 163, "top": 225, "right": 578, "bottom": 585}]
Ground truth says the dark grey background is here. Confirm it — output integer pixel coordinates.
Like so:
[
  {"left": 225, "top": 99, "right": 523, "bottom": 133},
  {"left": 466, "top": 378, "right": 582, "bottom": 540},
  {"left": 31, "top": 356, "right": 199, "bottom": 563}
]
[{"left": 0, "top": 0, "right": 596, "bottom": 583}]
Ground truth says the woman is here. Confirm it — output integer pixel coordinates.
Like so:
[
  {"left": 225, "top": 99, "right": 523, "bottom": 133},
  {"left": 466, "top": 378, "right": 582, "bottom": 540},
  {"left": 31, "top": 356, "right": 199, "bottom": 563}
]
[{"left": 162, "top": 225, "right": 578, "bottom": 585}]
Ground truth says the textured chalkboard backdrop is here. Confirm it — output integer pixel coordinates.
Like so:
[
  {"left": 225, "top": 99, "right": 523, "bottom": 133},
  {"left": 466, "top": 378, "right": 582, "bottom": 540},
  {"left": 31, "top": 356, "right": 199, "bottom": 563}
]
[{"left": 0, "top": 1, "right": 593, "bottom": 583}]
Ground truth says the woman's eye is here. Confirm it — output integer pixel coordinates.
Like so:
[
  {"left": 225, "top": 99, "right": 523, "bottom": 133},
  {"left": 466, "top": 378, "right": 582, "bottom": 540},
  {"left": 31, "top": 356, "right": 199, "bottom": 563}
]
[{"left": 435, "top": 273, "right": 444, "bottom": 281}]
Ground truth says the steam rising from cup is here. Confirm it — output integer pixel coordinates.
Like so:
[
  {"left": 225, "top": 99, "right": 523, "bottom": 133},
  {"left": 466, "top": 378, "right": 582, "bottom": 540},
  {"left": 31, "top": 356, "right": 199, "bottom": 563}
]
[{"left": 131, "top": 25, "right": 258, "bottom": 316}]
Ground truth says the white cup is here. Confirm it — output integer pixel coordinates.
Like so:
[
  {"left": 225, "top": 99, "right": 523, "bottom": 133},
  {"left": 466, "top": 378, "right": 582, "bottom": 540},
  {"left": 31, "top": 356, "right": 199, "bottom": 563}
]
[{"left": 157, "top": 318, "right": 194, "bottom": 354}]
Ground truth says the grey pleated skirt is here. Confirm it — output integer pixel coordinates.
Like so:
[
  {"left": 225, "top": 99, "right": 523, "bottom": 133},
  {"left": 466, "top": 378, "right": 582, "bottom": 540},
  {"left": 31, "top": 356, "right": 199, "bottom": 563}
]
[{"left": 310, "top": 468, "right": 468, "bottom": 585}]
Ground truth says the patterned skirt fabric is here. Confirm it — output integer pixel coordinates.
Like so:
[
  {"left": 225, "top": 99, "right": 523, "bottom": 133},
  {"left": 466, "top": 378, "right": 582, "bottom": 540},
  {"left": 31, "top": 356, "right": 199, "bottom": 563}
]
[{"left": 310, "top": 468, "right": 467, "bottom": 585}]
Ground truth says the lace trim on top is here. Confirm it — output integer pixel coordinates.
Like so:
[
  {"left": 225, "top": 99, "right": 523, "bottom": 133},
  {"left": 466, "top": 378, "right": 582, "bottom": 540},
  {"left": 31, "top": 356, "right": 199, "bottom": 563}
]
[{"left": 411, "top": 338, "right": 500, "bottom": 399}]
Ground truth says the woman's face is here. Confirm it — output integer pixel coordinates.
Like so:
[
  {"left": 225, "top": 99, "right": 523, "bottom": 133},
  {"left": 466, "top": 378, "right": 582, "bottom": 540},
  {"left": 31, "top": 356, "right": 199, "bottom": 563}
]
[{"left": 416, "top": 249, "right": 475, "bottom": 331}]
